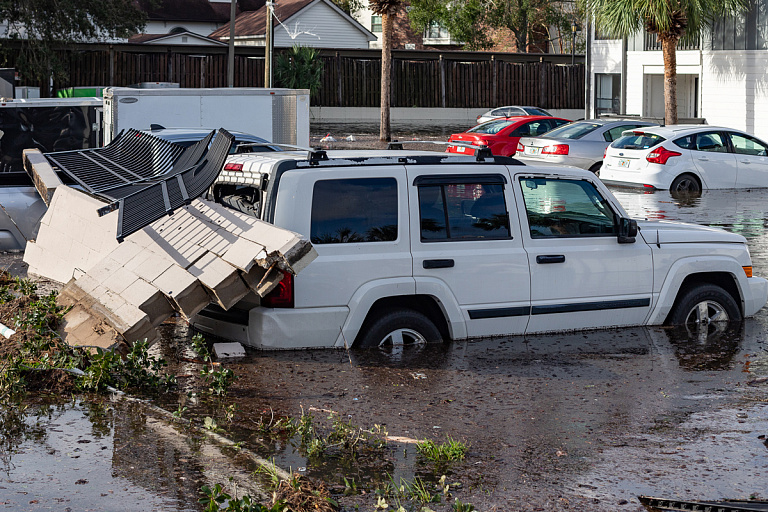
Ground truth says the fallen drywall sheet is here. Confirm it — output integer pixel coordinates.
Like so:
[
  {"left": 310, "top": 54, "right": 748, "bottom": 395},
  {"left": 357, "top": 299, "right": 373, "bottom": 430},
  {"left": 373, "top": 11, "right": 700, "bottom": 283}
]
[{"left": 24, "top": 186, "right": 317, "bottom": 351}]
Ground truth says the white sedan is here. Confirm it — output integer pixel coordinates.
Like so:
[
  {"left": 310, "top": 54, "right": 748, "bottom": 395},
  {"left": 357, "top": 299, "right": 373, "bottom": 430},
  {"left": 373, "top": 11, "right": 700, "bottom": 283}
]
[{"left": 601, "top": 125, "right": 768, "bottom": 192}]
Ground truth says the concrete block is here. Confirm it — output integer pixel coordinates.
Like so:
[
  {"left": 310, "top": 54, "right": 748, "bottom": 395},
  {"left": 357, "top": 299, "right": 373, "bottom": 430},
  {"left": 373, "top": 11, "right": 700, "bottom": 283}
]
[
  {"left": 188, "top": 253, "right": 250, "bottom": 309},
  {"left": 198, "top": 227, "right": 240, "bottom": 256},
  {"left": 121, "top": 278, "right": 175, "bottom": 326},
  {"left": 24, "top": 148, "right": 63, "bottom": 206},
  {"left": 213, "top": 342, "right": 245, "bottom": 359},
  {"left": 221, "top": 237, "right": 266, "bottom": 272},
  {"left": 128, "top": 252, "right": 175, "bottom": 283},
  {"left": 152, "top": 264, "right": 210, "bottom": 317},
  {"left": 105, "top": 267, "right": 139, "bottom": 295},
  {"left": 106, "top": 240, "right": 145, "bottom": 264}
]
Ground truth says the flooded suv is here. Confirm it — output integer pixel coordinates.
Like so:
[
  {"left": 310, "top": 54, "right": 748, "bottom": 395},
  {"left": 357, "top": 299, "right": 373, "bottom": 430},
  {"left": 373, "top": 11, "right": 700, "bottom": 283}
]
[{"left": 191, "top": 149, "right": 768, "bottom": 349}]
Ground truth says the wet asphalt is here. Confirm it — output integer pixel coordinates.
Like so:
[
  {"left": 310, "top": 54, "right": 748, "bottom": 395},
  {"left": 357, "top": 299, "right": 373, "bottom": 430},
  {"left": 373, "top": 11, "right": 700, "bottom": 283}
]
[{"left": 2, "top": 176, "right": 768, "bottom": 511}]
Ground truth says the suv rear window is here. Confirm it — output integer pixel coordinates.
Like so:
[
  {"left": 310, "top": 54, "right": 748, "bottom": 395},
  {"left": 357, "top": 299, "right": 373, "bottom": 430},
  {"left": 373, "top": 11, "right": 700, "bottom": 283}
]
[
  {"left": 310, "top": 178, "right": 398, "bottom": 244},
  {"left": 540, "top": 122, "right": 600, "bottom": 140},
  {"left": 611, "top": 132, "right": 665, "bottom": 150}
]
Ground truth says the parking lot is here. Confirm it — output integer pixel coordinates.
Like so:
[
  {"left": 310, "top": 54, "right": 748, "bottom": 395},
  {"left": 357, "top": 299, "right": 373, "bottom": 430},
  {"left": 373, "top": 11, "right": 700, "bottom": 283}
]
[{"left": 2, "top": 178, "right": 768, "bottom": 512}]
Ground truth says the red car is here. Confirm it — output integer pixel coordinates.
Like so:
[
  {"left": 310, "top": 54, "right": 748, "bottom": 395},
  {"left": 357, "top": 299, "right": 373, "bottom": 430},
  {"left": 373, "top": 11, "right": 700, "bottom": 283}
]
[{"left": 447, "top": 116, "right": 571, "bottom": 157}]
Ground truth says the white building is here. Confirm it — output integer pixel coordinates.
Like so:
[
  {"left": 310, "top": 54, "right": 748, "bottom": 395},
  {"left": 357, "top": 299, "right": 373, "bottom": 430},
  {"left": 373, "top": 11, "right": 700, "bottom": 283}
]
[{"left": 587, "top": 4, "right": 768, "bottom": 140}]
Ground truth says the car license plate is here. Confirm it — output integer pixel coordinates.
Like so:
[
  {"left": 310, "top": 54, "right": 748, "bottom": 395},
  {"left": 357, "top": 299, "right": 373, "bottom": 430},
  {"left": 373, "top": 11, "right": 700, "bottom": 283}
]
[
  {"left": 618, "top": 158, "right": 631, "bottom": 168},
  {"left": 456, "top": 146, "right": 466, "bottom": 153},
  {"left": 525, "top": 147, "right": 541, "bottom": 155}
]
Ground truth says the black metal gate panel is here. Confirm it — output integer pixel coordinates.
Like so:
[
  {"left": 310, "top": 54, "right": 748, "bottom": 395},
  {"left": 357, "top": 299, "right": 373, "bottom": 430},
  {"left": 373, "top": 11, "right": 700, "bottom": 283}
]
[{"left": 41, "top": 128, "right": 233, "bottom": 241}]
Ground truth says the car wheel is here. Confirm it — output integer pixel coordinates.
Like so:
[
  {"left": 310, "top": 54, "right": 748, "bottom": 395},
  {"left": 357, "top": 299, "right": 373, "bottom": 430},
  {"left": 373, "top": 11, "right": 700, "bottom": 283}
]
[
  {"left": 667, "top": 284, "right": 741, "bottom": 338},
  {"left": 589, "top": 162, "right": 602, "bottom": 177},
  {"left": 670, "top": 173, "right": 701, "bottom": 194},
  {"left": 357, "top": 309, "right": 442, "bottom": 349}
]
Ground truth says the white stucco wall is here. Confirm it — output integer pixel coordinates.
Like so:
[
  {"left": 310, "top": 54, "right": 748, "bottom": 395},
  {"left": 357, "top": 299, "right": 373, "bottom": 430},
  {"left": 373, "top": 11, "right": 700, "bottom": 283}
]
[
  {"left": 590, "top": 34, "right": 768, "bottom": 140},
  {"left": 701, "top": 50, "right": 768, "bottom": 138}
]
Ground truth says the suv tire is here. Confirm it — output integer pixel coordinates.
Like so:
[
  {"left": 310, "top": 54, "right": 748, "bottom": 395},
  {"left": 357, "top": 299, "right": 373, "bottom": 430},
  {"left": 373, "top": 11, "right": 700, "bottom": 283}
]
[
  {"left": 357, "top": 309, "right": 442, "bottom": 348},
  {"left": 667, "top": 284, "right": 740, "bottom": 328}
]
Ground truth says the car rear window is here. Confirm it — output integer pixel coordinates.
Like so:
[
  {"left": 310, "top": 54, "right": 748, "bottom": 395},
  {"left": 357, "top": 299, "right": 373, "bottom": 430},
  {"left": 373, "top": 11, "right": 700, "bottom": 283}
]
[
  {"left": 540, "top": 122, "right": 600, "bottom": 139},
  {"left": 468, "top": 119, "right": 514, "bottom": 134},
  {"left": 611, "top": 132, "right": 665, "bottom": 150}
]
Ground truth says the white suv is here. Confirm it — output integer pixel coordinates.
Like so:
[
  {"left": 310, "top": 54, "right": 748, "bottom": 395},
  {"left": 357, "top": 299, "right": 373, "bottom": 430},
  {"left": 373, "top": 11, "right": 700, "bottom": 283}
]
[{"left": 191, "top": 149, "right": 768, "bottom": 349}]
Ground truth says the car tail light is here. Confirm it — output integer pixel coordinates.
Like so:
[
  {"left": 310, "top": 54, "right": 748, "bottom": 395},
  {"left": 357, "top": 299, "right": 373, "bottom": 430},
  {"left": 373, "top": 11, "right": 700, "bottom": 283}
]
[
  {"left": 603, "top": 148, "right": 607, "bottom": 159},
  {"left": 517, "top": 142, "right": 524, "bottom": 152},
  {"left": 646, "top": 146, "right": 681, "bottom": 165},
  {"left": 744, "top": 266, "right": 753, "bottom": 278},
  {"left": 224, "top": 163, "right": 243, "bottom": 172},
  {"left": 261, "top": 270, "right": 294, "bottom": 308},
  {"left": 542, "top": 144, "right": 569, "bottom": 155}
]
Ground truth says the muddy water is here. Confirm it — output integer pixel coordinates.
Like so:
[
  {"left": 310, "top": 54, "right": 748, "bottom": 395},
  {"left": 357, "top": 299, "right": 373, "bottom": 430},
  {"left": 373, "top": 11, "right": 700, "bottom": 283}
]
[{"left": 2, "top": 187, "right": 768, "bottom": 511}]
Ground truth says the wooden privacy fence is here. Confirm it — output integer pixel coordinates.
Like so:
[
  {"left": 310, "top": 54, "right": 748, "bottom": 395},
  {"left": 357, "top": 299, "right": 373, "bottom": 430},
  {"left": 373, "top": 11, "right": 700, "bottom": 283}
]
[{"left": 14, "top": 44, "right": 584, "bottom": 109}]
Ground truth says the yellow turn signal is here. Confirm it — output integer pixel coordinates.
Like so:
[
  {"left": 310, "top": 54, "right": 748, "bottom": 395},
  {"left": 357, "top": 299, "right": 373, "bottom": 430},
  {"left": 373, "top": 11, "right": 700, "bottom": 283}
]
[{"left": 743, "top": 266, "right": 753, "bottom": 278}]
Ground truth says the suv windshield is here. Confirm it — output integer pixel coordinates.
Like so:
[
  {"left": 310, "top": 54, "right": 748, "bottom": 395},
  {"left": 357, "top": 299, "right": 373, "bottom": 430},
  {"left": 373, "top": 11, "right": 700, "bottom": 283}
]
[
  {"left": 611, "top": 132, "right": 665, "bottom": 150},
  {"left": 468, "top": 119, "right": 514, "bottom": 134},
  {"left": 541, "top": 122, "right": 600, "bottom": 140}
]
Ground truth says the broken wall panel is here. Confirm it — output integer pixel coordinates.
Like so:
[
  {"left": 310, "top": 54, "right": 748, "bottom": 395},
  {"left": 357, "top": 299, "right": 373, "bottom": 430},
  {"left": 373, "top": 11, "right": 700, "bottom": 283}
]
[{"left": 24, "top": 185, "right": 316, "bottom": 350}]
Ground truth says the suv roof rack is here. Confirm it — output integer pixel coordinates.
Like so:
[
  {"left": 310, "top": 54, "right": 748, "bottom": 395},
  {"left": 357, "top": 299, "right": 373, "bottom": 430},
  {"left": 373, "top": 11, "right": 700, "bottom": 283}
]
[{"left": 387, "top": 140, "right": 495, "bottom": 161}]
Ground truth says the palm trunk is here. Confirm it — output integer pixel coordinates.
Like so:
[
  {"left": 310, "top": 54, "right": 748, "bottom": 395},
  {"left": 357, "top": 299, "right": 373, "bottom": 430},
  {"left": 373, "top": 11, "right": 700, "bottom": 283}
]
[
  {"left": 379, "top": 12, "right": 392, "bottom": 142},
  {"left": 660, "top": 35, "right": 678, "bottom": 125}
]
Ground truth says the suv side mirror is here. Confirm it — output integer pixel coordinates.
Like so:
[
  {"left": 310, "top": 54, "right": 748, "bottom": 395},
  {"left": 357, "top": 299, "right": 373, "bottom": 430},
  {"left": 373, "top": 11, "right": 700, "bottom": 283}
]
[{"left": 618, "top": 217, "right": 638, "bottom": 244}]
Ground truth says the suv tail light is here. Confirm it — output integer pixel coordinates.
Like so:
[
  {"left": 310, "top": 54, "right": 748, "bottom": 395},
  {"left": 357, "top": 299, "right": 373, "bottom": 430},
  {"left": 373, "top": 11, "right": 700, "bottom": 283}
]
[
  {"left": 261, "top": 270, "right": 294, "bottom": 308},
  {"left": 646, "top": 146, "right": 681, "bottom": 165},
  {"left": 542, "top": 144, "right": 569, "bottom": 155},
  {"left": 224, "top": 162, "right": 243, "bottom": 172},
  {"left": 517, "top": 142, "right": 524, "bottom": 152}
]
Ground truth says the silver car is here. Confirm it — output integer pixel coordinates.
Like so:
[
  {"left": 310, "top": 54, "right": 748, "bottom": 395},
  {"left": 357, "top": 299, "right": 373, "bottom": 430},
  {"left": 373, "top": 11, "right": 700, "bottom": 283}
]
[
  {"left": 515, "top": 119, "right": 658, "bottom": 174},
  {"left": 476, "top": 106, "right": 552, "bottom": 125}
]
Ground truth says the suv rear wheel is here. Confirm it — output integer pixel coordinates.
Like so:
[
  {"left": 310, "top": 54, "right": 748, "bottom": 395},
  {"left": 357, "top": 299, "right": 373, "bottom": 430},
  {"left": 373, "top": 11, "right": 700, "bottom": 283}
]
[
  {"left": 667, "top": 284, "right": 740, "bottom": 331},
  {"left": 357, "top": 309, "right": 442, "bottom": 349}
]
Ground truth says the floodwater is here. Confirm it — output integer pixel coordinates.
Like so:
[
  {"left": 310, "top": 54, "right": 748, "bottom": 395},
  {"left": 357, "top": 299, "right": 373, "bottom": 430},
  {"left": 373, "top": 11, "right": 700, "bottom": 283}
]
[{"left": 3, "top": 187, "right": 768, "bottom": 511}]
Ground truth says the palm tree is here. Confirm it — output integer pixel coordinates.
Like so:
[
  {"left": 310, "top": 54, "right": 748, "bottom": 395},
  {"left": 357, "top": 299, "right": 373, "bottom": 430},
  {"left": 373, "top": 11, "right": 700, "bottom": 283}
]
[
  {"left": 369, "top": 0, "right": 401, "bottom": 141},
  {"left": 587, "top": 0, "right": 747, "bottom": 125}
]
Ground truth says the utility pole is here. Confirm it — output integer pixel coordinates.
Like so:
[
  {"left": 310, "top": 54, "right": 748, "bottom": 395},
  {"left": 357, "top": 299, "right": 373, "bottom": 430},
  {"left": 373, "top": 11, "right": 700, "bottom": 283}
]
[
  {"left": 265, "top": 0, "right": 274, "bottom": 88},
  {"left": 227, "top": 0, "right": 236, "bottom": 87}
]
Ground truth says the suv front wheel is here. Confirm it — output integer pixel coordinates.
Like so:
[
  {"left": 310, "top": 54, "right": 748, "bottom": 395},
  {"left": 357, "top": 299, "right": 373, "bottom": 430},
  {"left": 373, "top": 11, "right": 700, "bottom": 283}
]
[
  {"left": 667, "top": 284, "right": 740, "bottom": 329},
  {"left": 357, "top": 309, "right": 442, "bottom": 349}
]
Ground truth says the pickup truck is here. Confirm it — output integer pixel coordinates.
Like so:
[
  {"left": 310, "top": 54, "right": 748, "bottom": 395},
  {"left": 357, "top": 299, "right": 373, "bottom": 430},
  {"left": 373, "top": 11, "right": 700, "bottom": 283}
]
[{"left": 190, "top": 149, "right": 768, "bottom": 349}]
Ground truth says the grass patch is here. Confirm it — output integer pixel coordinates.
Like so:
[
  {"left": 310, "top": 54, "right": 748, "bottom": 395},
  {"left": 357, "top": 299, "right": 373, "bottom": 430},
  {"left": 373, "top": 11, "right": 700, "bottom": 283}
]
[{"left": 416, "top": 437, "right": 468, "bottom": 464}]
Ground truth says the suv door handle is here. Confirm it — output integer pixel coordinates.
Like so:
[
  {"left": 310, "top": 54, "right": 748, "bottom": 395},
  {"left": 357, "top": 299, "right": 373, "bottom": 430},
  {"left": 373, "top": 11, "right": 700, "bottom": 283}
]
[
  {"left": 536, "top": 255, "right": 565, "bottom": 264},
  {"left": 698, "top": 157, "right": 709, "bottom": 161},
  {"left": 423, "top": 259, "right": 454, "bottom": 269},
  {"left": 740, "top": 159, "right": 751, "bottom": 164}
]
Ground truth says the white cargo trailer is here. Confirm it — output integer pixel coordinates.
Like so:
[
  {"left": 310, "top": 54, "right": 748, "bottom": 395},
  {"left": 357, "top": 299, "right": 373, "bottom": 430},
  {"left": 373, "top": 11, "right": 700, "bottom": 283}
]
[{"left": 102, "top": 87, "right": 310, "bottom": 147}]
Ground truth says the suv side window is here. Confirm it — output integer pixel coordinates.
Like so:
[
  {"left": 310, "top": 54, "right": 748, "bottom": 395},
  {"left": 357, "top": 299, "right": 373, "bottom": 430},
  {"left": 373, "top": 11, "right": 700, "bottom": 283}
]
[
  {"left": 520, "top": 178, "right": 616, "bottom": 237},
  {"left": 418, "top": 178, "right": 510, "bottom": 241},
  {"left": 310, "top": 178, "right": 398, "bottom": 244},
  {"left": 728, "top": 132, "right": 768, "bottom": 156}
]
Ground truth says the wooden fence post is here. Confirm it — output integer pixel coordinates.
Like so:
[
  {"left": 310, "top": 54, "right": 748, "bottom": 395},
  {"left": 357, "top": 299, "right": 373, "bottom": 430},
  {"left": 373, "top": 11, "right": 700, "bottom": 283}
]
[
  {"left": 336, "top": 52, "right": 342, "bottom": 107},
  {"left": 492, "top": 55, "right": 497, "bottom": 106},
  {"left": 439, "top": 54, "right": 446, "bottom": 108}
]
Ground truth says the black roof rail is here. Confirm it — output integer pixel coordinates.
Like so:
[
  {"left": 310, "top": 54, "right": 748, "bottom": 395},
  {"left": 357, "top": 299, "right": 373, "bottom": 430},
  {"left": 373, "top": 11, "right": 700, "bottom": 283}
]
[{"left": 386, "top": 140, "right": 495, "bottom": 161}]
